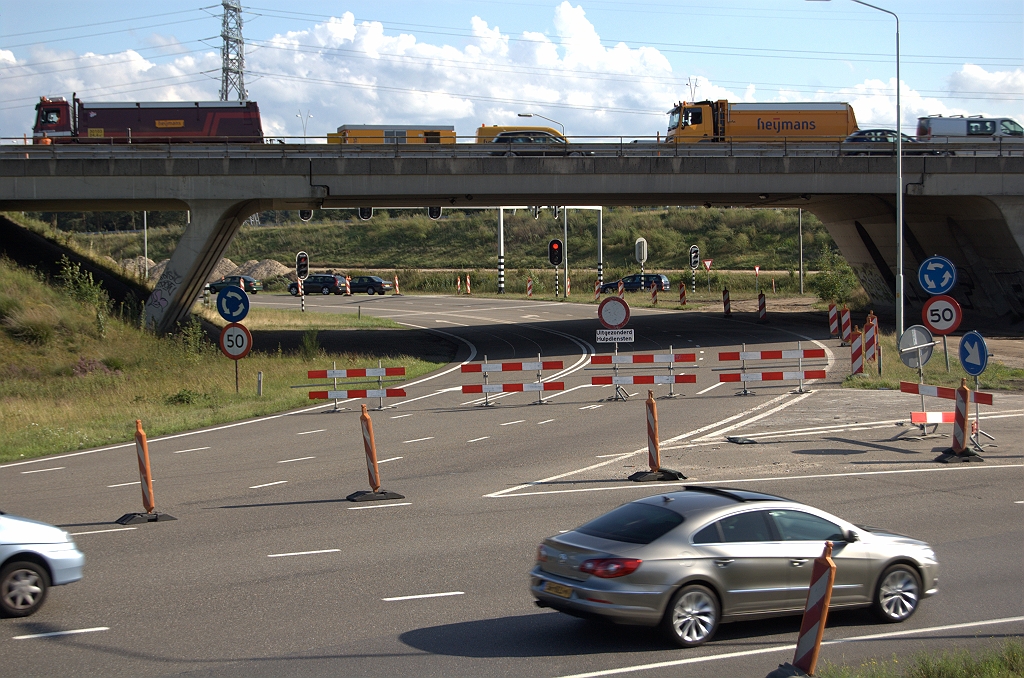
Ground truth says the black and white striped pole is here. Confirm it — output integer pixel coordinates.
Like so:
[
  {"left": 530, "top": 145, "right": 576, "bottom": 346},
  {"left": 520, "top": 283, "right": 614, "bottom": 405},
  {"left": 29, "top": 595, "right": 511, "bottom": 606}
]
[{"left": 498, "top": 207, "right": 505, "bottom": 294}]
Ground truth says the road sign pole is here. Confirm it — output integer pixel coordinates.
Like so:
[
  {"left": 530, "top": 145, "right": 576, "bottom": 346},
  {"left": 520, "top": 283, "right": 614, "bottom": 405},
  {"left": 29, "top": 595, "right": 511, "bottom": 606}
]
[
  {"left": 943, "top": 335, "right": 950, "bottom": 372},
  {"left": 235, "top": 359, "right": 239, "bottom": 394}
]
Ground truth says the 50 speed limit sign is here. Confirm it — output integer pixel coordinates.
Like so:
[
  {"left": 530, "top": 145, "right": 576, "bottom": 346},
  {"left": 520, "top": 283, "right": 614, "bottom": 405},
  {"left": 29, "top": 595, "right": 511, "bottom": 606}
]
[
  {"left": 921, "top": 295, "right": 962, "bottom": 336},
  {"left": 219, "top": 322, "right": 253, "bottom": 360}
]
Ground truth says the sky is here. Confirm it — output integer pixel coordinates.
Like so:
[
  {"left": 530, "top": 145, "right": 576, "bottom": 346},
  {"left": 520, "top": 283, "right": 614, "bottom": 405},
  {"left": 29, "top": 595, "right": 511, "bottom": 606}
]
[{"left": 1, "top": 0, "right": 1021, "bottom": 140}]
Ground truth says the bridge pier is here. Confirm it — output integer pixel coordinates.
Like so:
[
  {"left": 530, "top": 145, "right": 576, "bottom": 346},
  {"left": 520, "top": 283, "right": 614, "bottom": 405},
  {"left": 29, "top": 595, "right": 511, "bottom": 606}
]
[{"left": 144, "top": 199, "right": 265, "bottom": 334}]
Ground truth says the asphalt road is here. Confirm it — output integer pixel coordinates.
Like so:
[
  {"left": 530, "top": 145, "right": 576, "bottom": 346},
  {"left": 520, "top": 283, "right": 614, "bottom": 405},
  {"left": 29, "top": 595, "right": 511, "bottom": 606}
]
[{"left": 3, "top": 294, "right": 1022, "bottom": 677}]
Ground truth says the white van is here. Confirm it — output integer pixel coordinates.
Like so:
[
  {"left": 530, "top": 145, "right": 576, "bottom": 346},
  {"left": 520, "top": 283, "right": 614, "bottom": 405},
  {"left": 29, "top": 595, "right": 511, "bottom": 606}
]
[{"left": 916, "top": 115, "right": 1023, "bottom": 141}]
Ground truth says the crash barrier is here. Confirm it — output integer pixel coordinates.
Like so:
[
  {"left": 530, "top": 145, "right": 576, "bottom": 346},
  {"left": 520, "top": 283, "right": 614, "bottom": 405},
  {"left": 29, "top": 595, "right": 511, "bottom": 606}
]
[
  {"left": 840, "top": 306, "right": 851, "bottom": 344},
  {"left": 393, "top": 275, "right": 401, "bottom": 295},
  {"left": 629, "top": 391, "right": 685, "bottom": 482},
  {"left": 718, "top": 343, "right": 827, "bottom": 395},
  {"left": 617, "top": 279, "right": 624, "bottom": 298},
  {"left": 757, "top": 292, "right": 766, "bottom": 322},
  {"left": 307, "top": 365, "right": 408, "bottom": 410},
  {"left": 678, "top": 280, "right": 686, "bottom": 306},
  {"left": 527, "top": 278, "right": 533, "bottom": 298},
  {"left": 851, "top": 326, "right": 864, "bottom": 375},
  {"left": 591, "top": 349, "right": 698, "bottom": 399},
  {"left": 791, "top": 541, "right": 837, "bottom": 676},
  {"left": 828, "top": 303, "right": 838, "bottom": 337},
  {"left": 116, "top": 420, "right": 176, "bottom": 525},
  {"left": 722, "top": 287, "right": 732, "bottom": 316},
  {"left": 899, "top": 380, "right": 994, "bottom": 460},
  {"left": 593, "top": 279, "right": 600, "bottom": 302},
  {"left": 461, "top": 355, "right": 565, "bottom": 405},
  {"left": 650, "top": 281, "right": 658, "bottom": 305},
  {"left": 347, "top": 404, "right": 404, "bottom": 502}
]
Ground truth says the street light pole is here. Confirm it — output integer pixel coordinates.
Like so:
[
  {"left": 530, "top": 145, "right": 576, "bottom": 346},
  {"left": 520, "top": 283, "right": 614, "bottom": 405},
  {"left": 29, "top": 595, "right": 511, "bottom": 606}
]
[
  {"left": 808, "top": 0, "right": 903, "bottom": 336},
  {"left": 516, "top": 112, "right": 565, "bottom": 137},
  {"left": 296, "top": 109, "right": 313, "bottom": 142}
]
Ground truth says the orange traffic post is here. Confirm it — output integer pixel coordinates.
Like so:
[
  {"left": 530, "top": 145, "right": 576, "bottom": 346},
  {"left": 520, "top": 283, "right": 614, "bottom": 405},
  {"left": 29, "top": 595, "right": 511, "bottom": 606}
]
[
  {"left": 629, "top": 391, "right": 686, "bottom": 482},
  {"left": 116, "top": 420, "right": 176, "bottom": 525},
  {"left": 528, "top": 278, "right": 534, "bottom": 298},
  {"left": 792, "top": 542, "right": 837, "bottom": 675},
  {"left": 456, "top": 275, "right": 462, "bottom": 294},
  {"left": 722, "top": 287, "right": 732, "bottom": 316},
  {"left": 828, "top": 303, "right": 838, "bottom": 337},
  {"left": 593, "top": 279, "right": 600, "bottom": 302},
  {"left": 951, "top": 378, "right": 972, "bottom": 456},
  {"left": 393, "top": 274, "right": 401, "bottom": 295},
  {"left": 678, "top": 279, "right": 686, "bottom": 306},
  {"left": 466, "top": 274, "right": 472, "bottom": 295},
  {"left": 347, "top": 404, "right": 405, "bottom": 502}
]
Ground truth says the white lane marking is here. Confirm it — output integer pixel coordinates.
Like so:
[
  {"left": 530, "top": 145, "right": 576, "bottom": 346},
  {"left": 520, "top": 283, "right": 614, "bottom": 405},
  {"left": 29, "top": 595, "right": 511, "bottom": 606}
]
[
  {"left": 468, "top": 436, "right": 490, "bottom": 442},
  {"left": 347, "top": 502, "right": 412, "bottom": 510},
  {"left": 692, "top": 392, "right": 815, "bottom": 442},
  {"left": 296, "top": 429, "right": 326, "bottom": 435},
  {"left": 398, "top": 386, "right": 464, "bottom": 407},
  {"left": 267, "top": 549, "right": 340, "bottom": 558},
  {"left": 278, "top": 456, "right": 315, "bottom": 464},
  {"left": 538, "top": 419, "right": 556, "bottom": 425},
  {"left": 500, "top": 420, "right": 525, "bottom": 426},
  {"left": 20, "top": 467, "right": 65, "bottom": 474},
  {"left": 496, "top": 463, "right": 1024, "bottom": 499},
  {"left": 696, "top": 381, "right": 725, "bottom": 395},
  {"left": 486, "top": 453, "right": 636, "bottom": 499},
  {"left": 378, "top": 456, "right": 403, "bottom": 463},
  {"left": 69, "top": 527, "right": 137, "bottom": 536},
  {"left": 382, "top": 591, "right": 465, "bottom": 602},
  {"left": 249, "top": 480, "right": 288, "bottom": 489},
  {"left": 662, "top": 393, "right": 793, "bottom": 446},
  {"left": 539, "top": 383, "right": 596, "bottom": 400},
  {"left": 434, "top": 320, "right": 468, "bottom": 326},
  {"left": 107, "top": 480, "right": 153, "bottom": 488},
  {"left": 13, "top": 627, "right": 110, "bottom": 641},
  {"left": 403, "top": 437, "right": 434, "bottom": 443},
  {"left": 596, "top": 453, "right": 625, "bottom": 458},
  {"left": 390, "top": 413, "right": 414, "bottom": 419},
  {"left": 173, "top": 447, "right": 210, "bottom": 454},
  {"left": 579, "top": 404, "right": 603, "bottom": 410},
  {"left": 1015, "top": 500, "right": 1024, "bottom": 504},
  {"left": 521, "top": 315, "right": 540, "bottom": 318},
  {"left": 554, "top": 615, "right": 1024, "bottom": 678}
]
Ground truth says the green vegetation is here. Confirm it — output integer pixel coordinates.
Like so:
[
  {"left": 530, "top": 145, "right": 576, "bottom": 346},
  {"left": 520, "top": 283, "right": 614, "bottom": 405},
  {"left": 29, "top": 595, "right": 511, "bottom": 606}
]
[
  {"left": 0, "top": 257, "right": 443, "bottom": 461},
  {"left": 845, "top": 330, "right": 1024, "bottom": 391},
  {"left": 194, "top": 305, "right": 402, "bottom": 330},
  {"left": 810, "top": 245, "right": 859, "bottom": 305},
  {"left": 818, "top": 640, "right": 1024, "bottom": 677}
]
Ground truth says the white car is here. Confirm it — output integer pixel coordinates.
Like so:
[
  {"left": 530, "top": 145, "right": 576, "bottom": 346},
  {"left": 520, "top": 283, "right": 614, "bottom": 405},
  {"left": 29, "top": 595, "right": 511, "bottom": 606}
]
[{"left": 1, "top": 511, "right": 84, "bottom": 617}]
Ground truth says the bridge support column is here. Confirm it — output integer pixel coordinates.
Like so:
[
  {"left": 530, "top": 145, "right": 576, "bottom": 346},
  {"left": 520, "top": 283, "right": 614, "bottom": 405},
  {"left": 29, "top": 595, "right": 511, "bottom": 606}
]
[{"left": 144, "top": 199, "right": 263, "bottom": 334}]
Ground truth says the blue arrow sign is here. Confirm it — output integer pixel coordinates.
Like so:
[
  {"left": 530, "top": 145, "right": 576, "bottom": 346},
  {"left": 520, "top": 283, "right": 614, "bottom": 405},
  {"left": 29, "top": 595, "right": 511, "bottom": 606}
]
[
  {"left": 958, "top": 331, "right": 988, "bottom": 377},
  {"left": 217, "top": 286, "right": 250, "bottom": 323},
  {"left": 918, "top": 255, "right": 957, "bottom": 296}
]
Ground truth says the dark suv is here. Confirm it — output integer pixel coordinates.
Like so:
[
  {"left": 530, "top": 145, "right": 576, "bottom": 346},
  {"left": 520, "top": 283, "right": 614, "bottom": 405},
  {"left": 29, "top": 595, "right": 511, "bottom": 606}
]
[
  {"left": 208, "top": 275, "right": 262, "bottom": 294},
  {"left": 289, "top": 274, "right": 343, "bottom": 296},
  {"left": 601, "top": 274, "right": 670, "bottom": 294}
]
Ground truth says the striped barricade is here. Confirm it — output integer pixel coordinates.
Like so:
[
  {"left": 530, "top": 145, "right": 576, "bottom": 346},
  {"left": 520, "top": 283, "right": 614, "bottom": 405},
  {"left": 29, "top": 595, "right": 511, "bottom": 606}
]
[
  {"left": 718, "top": 344, "right": 827, "bottom": 394},
  {"left": 839, "top": 306, "right": 851, "bottom": 344},
  {"left": 650, "top": 282, "right": 658, "bottom": 305},
  {"left": 116, "top": 420, "right": 175, "bottom": 525},
  {"left": 757, "top": 292, "right": 766, "bottom": 322},
  {"left": 792, "top": 542, "right": 837, "bottom": 675},
  {"left": 678, "top": 280, "right": 686, "bottom": 306},
  {"left": 527, "top": 278, "right": 533, "bottom": 298},
  {"left": 851, "top": 326, "right": 864, "bottom": 375},
  {"left": 461, "top": 356, "right": 564, "bottom": 405},
  {"left": 306, "top": 364, "right": 408, "bottom": 410},
  {"left": 899, "top": 381, "right": 993, "bottom": 405},
  {"left": 828, "top": 303, "right": 838, "bottom": 337},
  {"left": 899, "top": 380, "right": 993, "bottom": 451},
  {"left": 310, "top": 388, "right": 407, "bottom": 400},
  {"left": 590, "top": 350, "right": 697, "bottom": 399},
  {"left": 309, "top": 367, "right": 406, "bottom": 379},
  {"left": 593, "top": 279, "right": 600, "bottom": 302},
  {"left": 911, "top": 412, "right": 954, "bottom": 425},
  {"left": 617, "top": 279, "right": 624, "bottom": 298},
  {"left": 722, "top": 288, "right": 731, "bottom": 316},
  {"left": 864, "top": 312, "right": 877, "bottom": 362}
]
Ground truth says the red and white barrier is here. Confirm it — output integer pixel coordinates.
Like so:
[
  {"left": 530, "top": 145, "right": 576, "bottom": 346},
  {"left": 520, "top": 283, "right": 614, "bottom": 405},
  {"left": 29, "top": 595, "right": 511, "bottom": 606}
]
[
  {"left": 678, "top": 280, "right": 686, "bottom": 306},
  {"left": 863, "top": 315, "right": 877, "bottom": 361},
  {"left": 457, "top": 276, "right": 462, "bottom": 294},
  {"left": 720, "top": 370, "right": 826, "bottom": 383},
  {"left": 566, "top": 273, "right": 571, "bottom": 296},
  {"left": 719, "top": 349, "right": 825, "bottom": 361},
  {"left": 393, "top": 275, "right": 401, "bottom": 295},
  {"left": 792, "top": 541, "right": 837, "bottom": 675},
  {"left": 461, "top": 356, "right": 563, "bottom": 405},
  {"left": 840, "top": 306, "right": 851, "bottom": 344},
  {"left": 462, "top": 360, "right": 563, "bottom": 373},
  {"left": 310, "top": 388, "right": 407, "bottom": 399},
  {"left": 527, "top": 278, "right": 534, "bottom": 298},
  {"left": 593, "top": 375, "right": 696, "bottom": 385},
  {"left": 952, "top": 379, "right": 970, "bottom": 454},
  {"left": 593, "top": 353, "right": 697, "bottom": 364},
  {"left": 344, "top": 275, "right": 352, "bottom": 296},
  {"left": 911, "top": 412, "right": 955, "bottom": 425},
  {"left": 650, "top": 281, "right": 658, "bottom": 305},
  {"left": 466, "top": 274, "right": 472, "bottom": 295},
  {"left": 463, "top": 382, "right": 565, "bottom": 393},
  {"left": 719, "top": 342, "right": 826, "bottom": 394},
  {"left": 594, "top": 279, "right": 600, "bottom": 302},
  {"left": 899, "top": 381, "right": 992, "bottom": 405},
  {"left": 757, "top": 292, "right": 766, "bottom": 322},
  {"left": 828, "top": 303, "right": 838, "bottom": 337},
  {"left": 617, "top": 279, "right": 624, "bottom": 299},
  {"left": 851, "top": 326, "right": 864, "bottom": 375},
  {"left": 722, "top": 288, "right": 731, "bottom": 316},
  {"left": 309, "top": 367, "right": 406, "bottom": 379}
]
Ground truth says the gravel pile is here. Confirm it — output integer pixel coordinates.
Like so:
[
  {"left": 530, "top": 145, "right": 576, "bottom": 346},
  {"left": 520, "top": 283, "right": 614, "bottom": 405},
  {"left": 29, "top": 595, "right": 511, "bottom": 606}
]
[
  {"left": 207, "top": 258, "right": 238, "bottom": 281},
  {"left": 230, "top": 259, "right": 291, "bottom": 279},
  {"left": 118, "top": 256, "right": 157, "bottom": 277}
]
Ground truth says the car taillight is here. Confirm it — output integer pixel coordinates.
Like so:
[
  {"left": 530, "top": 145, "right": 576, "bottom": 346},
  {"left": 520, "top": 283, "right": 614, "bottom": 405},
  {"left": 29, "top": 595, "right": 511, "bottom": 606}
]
[
  {"left": 536, "top": 544, "right": 548, "bottom": 562},
  {"left": 579, "top": 558, "right": 642, "bottom": 578}
]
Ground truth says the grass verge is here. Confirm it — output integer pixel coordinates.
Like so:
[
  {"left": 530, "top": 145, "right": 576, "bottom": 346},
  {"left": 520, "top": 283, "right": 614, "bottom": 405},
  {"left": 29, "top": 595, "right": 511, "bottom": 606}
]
[
  {"left": 844, "top": 330, "right": 1024, "bottom": 391},
  {"left": 194, "top": 303, "right": 403, "bottom": 330},
  {"left": 818, "top": 639, "right": 1024, "bottom": 677}
]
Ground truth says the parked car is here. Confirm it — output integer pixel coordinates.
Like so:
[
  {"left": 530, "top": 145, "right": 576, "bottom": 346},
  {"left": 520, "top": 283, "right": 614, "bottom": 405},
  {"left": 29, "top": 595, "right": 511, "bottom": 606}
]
[
  {"left": 488, "top": 130, "right": 592, "bottom": 157},
  {"left": 208, "top": 275, "right": 262, "bottom": 295},
  {"left": 600, "top": 274, "right": 670, "bottom": 294},
  {"left": 842, "top": 129, "right": 939, "bottom": 155},
  {"left": 289, "top": 274, "right": 345, "bottom": 296},
  {"left": 349, "top": 276, "right": 393, "bottom": 295},
  {"left": 531, "top": 486, "right": 938, "bottom": 647},
  {"left": 1, "top": 511, "right": 85, "bottom": 617}
]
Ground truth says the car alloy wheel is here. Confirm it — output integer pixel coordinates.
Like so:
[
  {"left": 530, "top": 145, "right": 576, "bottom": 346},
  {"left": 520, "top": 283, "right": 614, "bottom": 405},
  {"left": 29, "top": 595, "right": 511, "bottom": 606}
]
[
  {"left": 0, "top": 561, "right": 50, "bottom": 617},
  {"left": 321, "top": 287, "right": 331, "bottom": 295},
  {"left": 664, "top": 584, "right": 719, "bottom": 647},
  {"left": 367, "top": 288, "right": 375, "bottom": 295},
  {"left": 873, "top": 564, "right": 921, "bottom": 622}
]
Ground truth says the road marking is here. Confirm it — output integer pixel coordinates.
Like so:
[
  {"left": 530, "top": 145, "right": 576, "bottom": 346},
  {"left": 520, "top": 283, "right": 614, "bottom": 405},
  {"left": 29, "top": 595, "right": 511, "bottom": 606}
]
[
  {"left": 434, "top": 319, "right": 468, "bottom": 326},
  {"left": 521, "top": 314, "right": 540, "bottom": 318},
  {"left": 1016, "top": 500, "right": 1024, "bottom": 504},
  {"left": 378, "top": 456, "right": 403, "bottom": 463},
  {"left": 540, "top": 383, "right": 595, "bottom": 400},
  {"left": 468, "top": 436, "right": 490, "bottom": 442},
  {"left": 596, "top": 453, "right": 625, "bottom": 458},
  {"left": 249, "top": 480, "right": 288, "bottom": 489},
  {"left": 382, "top": 591, "right": 465, "bottom": 602},
  {"left": 554, "top": 615, "right": 1024, "bottom": 678},
  {"left": 403, "top": 437, "right": 434, "bottom": 443},
  {"left": 538, "top": 419, "right": 556, "bottom": 425},
  {"left": 696, "top": 382, "right": 725, "bottom": 395},
  {"left": 390, "top": 413, "right": 414, "bottom": 419},
  {"left": 579, "top": 404, "right": 603, "bottom": 410},
  {"left": 693, "top": 392, "right": 815, "bottom": 442},
  {"left": 107, "top": 480, "right": 154, "bottom": 488},
  {"left": 278, "top": 456, "right": 315, "bottom": 464},
  {"left": 20, "top": 467, "right": 65, "bottom": 474},
  {"left": 500, "top": 420, "right": 525, "bottom": 426},
  {"left": 347, "top": 502, "right": 412, "bottom": 510},
  {"left": 296, "top": 429, "right": 325, "bottom": 435},
  {"left": 69, "top": 527, "right": 137, "bottom": 536},
  {"left": 173, "top": 446, "right": 210, "bottom": 454},
  {"left": 13, "top": 627, "right": 110, "bottom": 641},
  {"left": 267, "top": 549, "right": 340, "bottom": 558}
]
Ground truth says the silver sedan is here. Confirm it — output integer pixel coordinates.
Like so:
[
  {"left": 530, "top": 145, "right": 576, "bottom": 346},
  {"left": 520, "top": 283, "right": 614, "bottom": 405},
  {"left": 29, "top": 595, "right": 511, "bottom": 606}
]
[
  {"left": 531, "top": 487, "right": 938, "bottom": 647},
  {"left": 1, "top": 511, "right": 85, "bottom": 617}
]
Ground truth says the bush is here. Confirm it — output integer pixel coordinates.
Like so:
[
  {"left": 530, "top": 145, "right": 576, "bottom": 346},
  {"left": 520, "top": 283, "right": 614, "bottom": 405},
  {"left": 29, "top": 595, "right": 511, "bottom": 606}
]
[
  {"left": 300, "top": 329, "right": 321, "bottom": 361},
  {"left": 809, "top": 246, "right": 858, "bottom": 304},
  {"left": 2, "top": 306, "right": 58, "bottom": 344}
]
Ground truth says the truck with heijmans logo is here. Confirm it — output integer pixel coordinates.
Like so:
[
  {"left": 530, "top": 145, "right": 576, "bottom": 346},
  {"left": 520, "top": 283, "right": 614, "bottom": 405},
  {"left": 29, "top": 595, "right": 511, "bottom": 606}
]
[{"left": 666, "top": 100, "right": 858, "bottom": 143}]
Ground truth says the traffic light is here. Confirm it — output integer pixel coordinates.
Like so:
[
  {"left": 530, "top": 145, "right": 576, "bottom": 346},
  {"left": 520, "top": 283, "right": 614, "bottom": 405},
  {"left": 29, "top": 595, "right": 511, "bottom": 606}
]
[
  {"left": 427, "top": 206, "right": 442, "bottom": 220},
  {"left": 548, "top": 239, "right": 563, "bottom": 266},
  {"left": 295, "top": 251, "right": 309, "bottom": 280},
  {"left": 358, "top": 207, "right": 374, "bottom": 221},
  {"left": 299, "top": 210, "right": 313, "bottom": 222},
  {"left": 689, "top": 244, "right": 700, "bottom": 270}
]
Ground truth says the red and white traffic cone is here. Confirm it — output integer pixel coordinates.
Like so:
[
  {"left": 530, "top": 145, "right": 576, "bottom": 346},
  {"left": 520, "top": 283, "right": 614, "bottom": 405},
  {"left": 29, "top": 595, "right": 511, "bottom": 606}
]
[
  {"left": 393, "top": 274, "right": 401, "bottom": 295},
  {"left": 629, "top": 391, "right": 685, "bottom": 482},
  {"left": 828, "top": 303, "right": 838, "bottom": 337},
  {"left": 851, "top": 325, "right": 864, "bottom": 375},
  {"left": 116, "top": 420, "right": 176, "bottom": 524},
  {"left": 722, "top": 288, "right": 732, "bottom": 316},
  {"left": 344, "top": 275, "right": 352, "bottom": 296},
  {"left": 527, "top": 278, "right": 534, "bottom": 298},
  {"left": 790, "top": 542, "right": 837, "bottom": 676},
  {"left": 593, "top": 279, "right": 600, "bottom": 302},
  {"left": 466, "top": 274, "right": 472, "bottom": 295},
  {"left": 617, "top": 279, "right": 624, "bottom": 299},
  {"left": 679, "top": 279, "right": 686, "bottom": 306},
  {"left": 348, "top": 404, "right": 405, "bottom": 501}
]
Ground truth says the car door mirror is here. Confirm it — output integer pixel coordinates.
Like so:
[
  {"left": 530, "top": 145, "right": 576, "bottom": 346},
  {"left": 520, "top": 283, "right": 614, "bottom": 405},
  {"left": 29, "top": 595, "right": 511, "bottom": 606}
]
[{"left": 844, "top": 529, "right": 859, "bottom": 542}]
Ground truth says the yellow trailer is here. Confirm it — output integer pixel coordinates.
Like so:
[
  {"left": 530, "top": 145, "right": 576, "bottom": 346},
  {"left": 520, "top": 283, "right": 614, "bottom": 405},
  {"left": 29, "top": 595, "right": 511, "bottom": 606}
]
[
  {"left": 666, "top": 100, "right": 858, "bottom": 143},
  {"left": 327, "top": 124, "right": 456, "bottom": 144},
  {"left": 475, "top": 124, "right": 564, "bottom": 143}
]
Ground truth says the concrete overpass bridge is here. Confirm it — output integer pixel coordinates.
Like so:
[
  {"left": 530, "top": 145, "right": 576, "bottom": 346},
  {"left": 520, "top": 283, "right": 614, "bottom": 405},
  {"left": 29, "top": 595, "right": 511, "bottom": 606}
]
[{"left": 1, "top": 142, "right": 1022, "bottom": 333}]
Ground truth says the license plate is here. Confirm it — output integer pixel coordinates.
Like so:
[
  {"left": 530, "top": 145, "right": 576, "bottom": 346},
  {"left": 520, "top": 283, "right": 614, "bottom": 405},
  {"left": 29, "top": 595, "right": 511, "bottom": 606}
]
[{"left": 543, "top": 581, "right": 573, "bottom": 599}]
